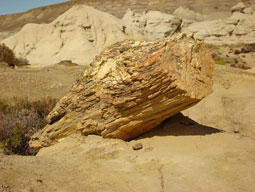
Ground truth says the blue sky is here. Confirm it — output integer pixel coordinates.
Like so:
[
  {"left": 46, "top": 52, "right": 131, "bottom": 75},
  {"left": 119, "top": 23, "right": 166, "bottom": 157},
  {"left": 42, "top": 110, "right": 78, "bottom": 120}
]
[{"left": 0, "top": 0, "right": 70, "bottom": 15}]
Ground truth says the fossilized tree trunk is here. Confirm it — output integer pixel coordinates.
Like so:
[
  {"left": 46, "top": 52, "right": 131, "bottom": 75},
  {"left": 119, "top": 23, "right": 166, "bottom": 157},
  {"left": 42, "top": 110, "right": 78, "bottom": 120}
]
[{"left": 30, "top": 34, "right": 214, "bottom": 148}]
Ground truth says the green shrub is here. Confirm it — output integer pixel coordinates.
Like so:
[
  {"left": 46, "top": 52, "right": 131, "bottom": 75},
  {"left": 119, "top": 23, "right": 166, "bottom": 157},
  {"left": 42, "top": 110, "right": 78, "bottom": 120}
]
[
  {"left": 214, "top": 59, "right": 226, "bottom": 65},
  {"left": 1, "top": 126, "right": 27, "bottom": 155},
  {"left": 0, "top": 97, "right": 58, "bottom": 155}
]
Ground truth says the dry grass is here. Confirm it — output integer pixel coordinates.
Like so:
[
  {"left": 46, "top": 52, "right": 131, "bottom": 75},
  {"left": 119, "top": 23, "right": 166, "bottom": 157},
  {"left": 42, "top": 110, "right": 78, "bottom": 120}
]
[
  {"left": 214, "top": 59, "right": 226, "bottom": 65},
  {"left": 0, "top": 44, "right": 17, "bottom": 67},
  {"left": 0, "top": 97, "right": 58, "bottom": 155},
  {"left": 0, "top": 44, "right": 29, "bottom": 67}
]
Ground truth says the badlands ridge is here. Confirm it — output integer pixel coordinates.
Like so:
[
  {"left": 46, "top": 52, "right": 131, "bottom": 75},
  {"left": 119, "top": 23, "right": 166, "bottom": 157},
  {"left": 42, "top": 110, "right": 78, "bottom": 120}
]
[{"left": 2, "top": 2, "right": 255, "bottom": 69}]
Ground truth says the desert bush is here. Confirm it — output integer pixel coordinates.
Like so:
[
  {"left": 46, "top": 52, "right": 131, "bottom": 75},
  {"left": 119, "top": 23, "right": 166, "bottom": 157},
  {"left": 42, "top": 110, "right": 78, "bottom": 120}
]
[
  {"left": 16, "top": 57, "right": 29, "bottom": 66},
  {"left": 0, "top": 44, "right": 29, "bottom": 67},
  {"left": 58, "top": 60, "right": 78, "bottom": 66},
  {"left": 214, "top": 59, "right": 226, "bottom": 65},
  {"left": 0, "top": 97, "right": 58, "bottom": 155},
  {"left": 0, "top": 44, "right": 18, "bottom": 67}
]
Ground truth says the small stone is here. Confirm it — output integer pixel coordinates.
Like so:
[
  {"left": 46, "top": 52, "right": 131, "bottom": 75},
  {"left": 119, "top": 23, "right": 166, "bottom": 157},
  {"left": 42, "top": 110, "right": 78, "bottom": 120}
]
[{"left": 132, "top": 143, "right": 143, "bottom": 150}]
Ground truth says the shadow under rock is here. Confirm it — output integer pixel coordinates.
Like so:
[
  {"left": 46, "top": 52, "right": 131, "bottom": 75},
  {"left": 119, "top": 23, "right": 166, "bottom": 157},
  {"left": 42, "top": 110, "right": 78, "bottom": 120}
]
[{"left": 139, "top": 113, "right": 222, "bottom": 139}]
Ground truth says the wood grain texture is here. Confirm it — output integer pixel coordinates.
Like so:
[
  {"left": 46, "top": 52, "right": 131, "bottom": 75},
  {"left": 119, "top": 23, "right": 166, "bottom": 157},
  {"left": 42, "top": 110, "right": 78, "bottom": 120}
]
[{"left": 30, "top": 34, "right": 214, "bottom": 148}]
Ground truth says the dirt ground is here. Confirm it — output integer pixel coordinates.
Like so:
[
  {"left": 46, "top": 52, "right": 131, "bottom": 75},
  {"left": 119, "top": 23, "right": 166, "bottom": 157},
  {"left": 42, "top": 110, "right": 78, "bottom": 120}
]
[
  {"left": 0, "top": 63, "right": 255, "bottom": 192},
  {"left": 0, "top": 114, "right": 255, "bottom": 192},
  {"left": 0, "top": 0, "right": 255, "bottom": 190},
  {"left": 0, "top": 64, "right": 85, "bottom": 100},
  {"left": 0, "top": 63, "right": 254, "bottom": 138},
  {"left": 184, "top": 65, "right": 255, "bottom": 139}
]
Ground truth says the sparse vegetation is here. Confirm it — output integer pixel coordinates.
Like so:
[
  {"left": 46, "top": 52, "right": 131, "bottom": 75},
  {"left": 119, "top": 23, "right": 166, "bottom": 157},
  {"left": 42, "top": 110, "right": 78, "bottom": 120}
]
[
  {"left": 0, "top": 97, "right": 58, "bottom": 155},
  {"left": 58, "top": 60, "right": 78, "bottom": 66},
  {"left": 214, "top": 59, "right": 226, "bottom": 65},
  {"left": 62, "top": 63, "right": 79, "bottom": 67},
  {"left": 0, "top": 44, "right": 18, "bottom": 67},
  {"left": 0, "top": 44, "right": 29, "bottom": 67},
  {"left": 16, "top": 57, "right": 29, "bottom": 66}
]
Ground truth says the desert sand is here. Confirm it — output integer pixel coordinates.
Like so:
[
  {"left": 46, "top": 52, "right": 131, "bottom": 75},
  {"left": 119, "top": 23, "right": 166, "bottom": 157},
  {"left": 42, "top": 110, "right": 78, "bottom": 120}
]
[
  {"left": 0, "top": 1, "right": 255, "bottom": 192},
  {"left": 1, "top": 116, "right": 255, "bottom": 192}
]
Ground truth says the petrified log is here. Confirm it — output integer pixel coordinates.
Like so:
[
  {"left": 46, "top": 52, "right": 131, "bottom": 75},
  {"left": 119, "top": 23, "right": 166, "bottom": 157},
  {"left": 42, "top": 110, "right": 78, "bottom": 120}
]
[{"left": 30, "top": 34, "right": 214, "bottom": 148}]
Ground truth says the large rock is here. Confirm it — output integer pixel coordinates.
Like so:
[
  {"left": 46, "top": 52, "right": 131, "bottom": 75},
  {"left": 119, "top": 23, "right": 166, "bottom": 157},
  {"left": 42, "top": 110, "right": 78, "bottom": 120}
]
[
  {"left": 122, "top": 9, "right": 182, "bottom": 40},
  {"left": 173, "top": 7, "right": 208, "bottom": 21},
  {"left": 180, "top": 5, "right": 255, "bottom": 70},
  {"left": 182, "top": 10, "right": 255, "bottom": 45},
  {"left": 2, "top": 5, "right": 144, "bottom": 67},
  {"left": 29, "top": 34, "right": 214, "bottom": 148}
]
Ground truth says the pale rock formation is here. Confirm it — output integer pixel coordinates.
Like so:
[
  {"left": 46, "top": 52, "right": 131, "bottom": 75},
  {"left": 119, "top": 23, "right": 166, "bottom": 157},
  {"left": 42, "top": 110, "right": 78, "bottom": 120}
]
[
  {"left": 173, "top": 7, "right": 208, "bottom": 21},
  {"left": 29, "top": 34, "right": 214, "bottom": 148},
  {"left": 179, "top": 3, "right": 255, "bottom": 69},
  {"left": 243, "top": 7, "right": 254, "bottom": 14},
  {"left": 122, "top": 9, "right": 182, "bottom": 40},
  {"left": 180, "top": 20, "right": 194, "bottom": 29},
  {"left": 182, "top": 7, "right": 255, "bottom": 45},
  {"left": 2, "top": 5, "right": 145, "bottom": 67},
  {"left": 231, "top": 2, "right": 246, "bottom": 13}
]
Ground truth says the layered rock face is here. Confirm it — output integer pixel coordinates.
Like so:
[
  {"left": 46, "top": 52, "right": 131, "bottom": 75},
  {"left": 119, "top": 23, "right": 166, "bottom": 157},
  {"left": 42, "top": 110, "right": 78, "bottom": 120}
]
[
  {"left": 30, "top": 34, "right": 214, "bottom": 148},
  {"left": 122, "top": 9, "right": 182, "bottom": 40},
  {"left": 173, "top": 7, "right": 209, "bottom": 21},
  {"left": 2, "top": 5, "right": 145, "bottom": 67},
  {"left": 182, "top": 3, "right": 255, "bottom": 44},
  {"left": 3, "top": 3, "right": 255, "bottom": 69}
]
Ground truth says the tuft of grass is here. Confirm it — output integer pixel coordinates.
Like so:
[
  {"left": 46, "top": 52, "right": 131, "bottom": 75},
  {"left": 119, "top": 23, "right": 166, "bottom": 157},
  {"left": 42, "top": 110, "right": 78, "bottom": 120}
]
[
  {"left": 63, "top": 63, "right": 79, "bottom": 67},
  {"left": 0, "top": 97, "right": 58, "bottom": 155},
  {"left": 214, "top": 59, "right": 226, "bottom": 65}
]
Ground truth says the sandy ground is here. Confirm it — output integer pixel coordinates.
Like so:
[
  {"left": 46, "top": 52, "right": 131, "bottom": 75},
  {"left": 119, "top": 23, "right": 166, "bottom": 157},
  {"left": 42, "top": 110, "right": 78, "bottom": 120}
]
[
  {"left": 0, "top": 1, "right": 255, "bottom": 191},
  {"left": 0, "top": 63, "right": 254, "bottom": 138},
  {"left": 184, "top": 65, "right": 255, "bottom": 139},
  {"left": 0, "top": 114, "right": 255, "bottom": 192},
  {"left": 0, "top": 64, "right": 85, "bottom": 100},
  {"left": 0, "top": 64, "right": 255, "bottom": 192}
]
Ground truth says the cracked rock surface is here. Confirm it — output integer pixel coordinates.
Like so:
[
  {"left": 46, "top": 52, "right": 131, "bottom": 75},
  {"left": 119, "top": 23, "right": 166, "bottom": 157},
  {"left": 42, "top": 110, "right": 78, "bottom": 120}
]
[{"left": 30, "top": 34, "right": 214, "bottom": 149}]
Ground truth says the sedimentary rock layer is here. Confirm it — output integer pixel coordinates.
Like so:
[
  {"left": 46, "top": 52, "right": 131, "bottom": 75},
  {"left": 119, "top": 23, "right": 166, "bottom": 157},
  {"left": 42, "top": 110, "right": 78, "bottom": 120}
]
[
  {"left": 2, "top": 5, "right": 144, "bottom": 67},
  {"left": 30, "top": 34, "right": 214, "bottom": 148}
]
